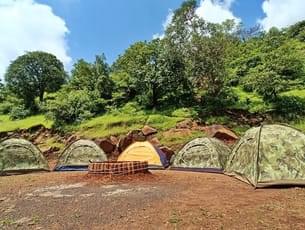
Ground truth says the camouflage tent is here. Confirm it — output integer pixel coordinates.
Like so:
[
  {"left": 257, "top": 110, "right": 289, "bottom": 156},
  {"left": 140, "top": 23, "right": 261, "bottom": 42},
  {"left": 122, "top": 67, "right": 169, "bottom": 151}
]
[
  {"left": 225, "top": 124, "right": 305, "bottom": 188},
  {"left": 55, "top": 139, "right": 107, "bottom": 171},
  {"left": 171, "top": 137, "right": 231, "bottom": 172},
  {"left": 0, "top": 138, "right": 49, "bottom": 175}
]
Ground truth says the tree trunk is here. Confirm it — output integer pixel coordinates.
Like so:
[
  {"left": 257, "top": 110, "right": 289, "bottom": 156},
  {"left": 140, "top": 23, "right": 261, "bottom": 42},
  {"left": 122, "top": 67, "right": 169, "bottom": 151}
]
[
  {"left": 39, "top": 90, "right": 44, "bottom": 102},
  {"left": 151, "top": 84, "right": 158, "bottom": 109}
]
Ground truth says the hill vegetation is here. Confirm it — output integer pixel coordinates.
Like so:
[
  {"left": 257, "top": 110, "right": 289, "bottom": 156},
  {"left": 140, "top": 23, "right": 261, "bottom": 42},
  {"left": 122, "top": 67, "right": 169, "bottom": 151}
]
[{"left": 0, "top": 0, "right": 305, "bottom": 136}]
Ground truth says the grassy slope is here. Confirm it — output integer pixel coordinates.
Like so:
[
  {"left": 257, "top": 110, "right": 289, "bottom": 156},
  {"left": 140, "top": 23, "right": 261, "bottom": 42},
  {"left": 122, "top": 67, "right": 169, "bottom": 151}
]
[
  {"left": 0, "top": 115, "right": 52, "bottom": 132},
  {"left": 281, "top": 89, "right": 305, "bottom": 98},
  {"left": 1, "top": 88, "right": 305, "bottom": 147},
  {"left": 76, "top": 113, "right": 186, "bottom": 138},
  {"left": 230, "top": 87, "right": 272, "bottom": 113}
]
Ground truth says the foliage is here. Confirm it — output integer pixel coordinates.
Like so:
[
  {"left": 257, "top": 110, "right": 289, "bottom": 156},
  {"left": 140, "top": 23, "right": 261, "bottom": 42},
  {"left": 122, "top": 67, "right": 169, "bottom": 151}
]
[
  {"left": 46, "top": 89, "right": 106, "bottom": 128},
  {"left": 70, "top": 54, "right": 113, "bottom": 99},
  {"left": 9, "top": 105, "right": 31, "bottom": 120},
  {"left": 0, "top": 80, "right": 4, "bottom": 102},
  {"left": 273, "top": 96, "right": 305, "bottom": 120},
  {"left": 5, "top": 51, "right": 67, "bottom": 111},
  {"left": 171, "top": 108, "right": 198, "bottom": 118},
  {"left": 112, "top": 39, "right": 193, "bottom": 108},
  {"left": 0, "top": 94, "right": 23, "bottom": 115},
  {"left": 230, "top": 87, "right": 272, "bottom": 113},
  {"left": 1, "top": 0, "right": 305, "bottom": 129}
]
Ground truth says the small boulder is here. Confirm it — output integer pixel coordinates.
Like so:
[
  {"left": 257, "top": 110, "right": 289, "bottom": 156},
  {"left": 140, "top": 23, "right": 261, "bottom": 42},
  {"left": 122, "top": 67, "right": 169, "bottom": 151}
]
[
  {"left": 205, "top": 125, "right": 238, "bottom": 142},
  {"left": 110, "top": 135, "right": 119, "bottom": 146},
  {"left": 163, "top": 128, "right": 192, "bottom": 138},
  {"left": 148, "top": 137, "right": 161, "bottom": 147},
  {"left": 127, "top": 129, "right": 146, "bottom": 141},
  {"left": 96, "top": 138, "right": 116, "bottom": 154},
  {"left": 176, "top": 119, "right": 194, "bottom": 129},
  {"left": 118, "top": 135, "right": 133, "bottom": 152},
  {"left": 142, "top": 125, "right": 157, "bottom": 136}
]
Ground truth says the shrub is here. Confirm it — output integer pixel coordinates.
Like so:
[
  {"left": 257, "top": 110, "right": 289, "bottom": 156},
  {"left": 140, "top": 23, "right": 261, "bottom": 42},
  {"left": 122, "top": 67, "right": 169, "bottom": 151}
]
[
  {"left": 273, "top": 96, "right": 305, "bottom": 120},
  {"left": 0, "top": 95, "right": 26, "bottom": 116},
  {"left": 46, "top": 89, "right": 106, "bottom": 128},
  {"left": 9, "top": 105, "right": 31, "bottom": 120},
  {"left": 200, "top": 88, "right": 237, "bottom": 114},
  {"left": 171, "top": 108, "right": 198, "bottom": 118}
]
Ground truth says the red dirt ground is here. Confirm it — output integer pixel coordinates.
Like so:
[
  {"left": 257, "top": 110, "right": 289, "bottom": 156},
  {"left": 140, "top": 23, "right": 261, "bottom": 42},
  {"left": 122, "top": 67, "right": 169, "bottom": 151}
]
[{"left": 1, "top": 171, "right": 305, "bottom": 229}]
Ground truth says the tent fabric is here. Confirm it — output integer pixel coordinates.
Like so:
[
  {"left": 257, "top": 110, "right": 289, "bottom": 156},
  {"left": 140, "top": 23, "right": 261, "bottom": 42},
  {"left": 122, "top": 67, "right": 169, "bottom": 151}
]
[
  {"left": 117, "top": 141, "right": 169, "bottom": 169},
  {"left": 0, "top": 138, "right": 49, "bottom": 175},
  {"left": 171, "top": 137, "right": 231, "bottom": 172},
  {"left": 55, "top": 139, "right": 107, "bottom": 171},
  {"left": 225, "top": 124, "right": 305, "bottom": 187}
]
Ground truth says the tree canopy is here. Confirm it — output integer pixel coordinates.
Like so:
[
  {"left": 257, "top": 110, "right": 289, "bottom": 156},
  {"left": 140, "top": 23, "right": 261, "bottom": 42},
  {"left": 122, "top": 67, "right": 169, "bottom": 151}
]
[
  {"left": 1, "top": 0, "right": 305, "bottom": 125},
  {"left": 5, "top": 51, "right": 67, "bottom": 111}
]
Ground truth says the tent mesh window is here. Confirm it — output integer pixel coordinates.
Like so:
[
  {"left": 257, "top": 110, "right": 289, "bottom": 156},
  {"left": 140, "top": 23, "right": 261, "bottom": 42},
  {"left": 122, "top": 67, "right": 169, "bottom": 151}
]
[{"left": 88, "top": 161, "right": 149, "bottom": 175}]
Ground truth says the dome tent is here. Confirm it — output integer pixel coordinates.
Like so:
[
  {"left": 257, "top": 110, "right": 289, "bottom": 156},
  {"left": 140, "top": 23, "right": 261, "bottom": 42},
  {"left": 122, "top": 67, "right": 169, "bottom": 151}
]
[
  {"left": 0, "top": 138, "right": 49, "bottom": 175},
  {"left": 225, "top": 124, "right": 305, "bottom": 188},
  {"left": 55, "top": 139, "right": 107, "bottom": 171},
  {"left": 171, "top": 137, "right": 231, "bottom": 172},
  {"left": 117, "top": 141, "right": 169, "bottom": 169}
]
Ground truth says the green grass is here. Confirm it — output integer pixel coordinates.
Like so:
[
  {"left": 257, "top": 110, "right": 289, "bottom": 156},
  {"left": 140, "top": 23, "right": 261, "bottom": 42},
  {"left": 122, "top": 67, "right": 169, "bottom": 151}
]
[
  {"left": 38, "top": 137, "right": 65, "bottom": 151},
  {"left": 230, "top": 87, "right": 271, "bottom": 113},
  {"left": 281, "top": 89, "right": 305, "bottom": 98},
  {"left": 75, "top": 112, "right": 186, "bottom": 138},
  {"left": 158, "top": 130, "right": 205, "bottom": 149},
  {"left": 0, "top": 115, "right": 52, "bottom": 132},
  {"left": 291, "top": 119, "right": 305, "bottom": 132}
]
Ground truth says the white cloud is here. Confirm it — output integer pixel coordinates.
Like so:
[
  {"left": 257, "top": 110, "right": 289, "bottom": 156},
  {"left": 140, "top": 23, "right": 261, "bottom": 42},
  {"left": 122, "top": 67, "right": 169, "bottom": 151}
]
[
  {"left": 0, "top": 0, "right": 71, "bottom": 79},
  {"left": 153, "top": 9, "right": 173, "bottom": 39},
  {"left": 153, "top": 0, "right": 240, "bottom": 39},
  {"left": 259, "top": 0, "right": 305, "bottom": 31},
  {"left": 195, "top": 0, "right": 240, "bottom": 24}
]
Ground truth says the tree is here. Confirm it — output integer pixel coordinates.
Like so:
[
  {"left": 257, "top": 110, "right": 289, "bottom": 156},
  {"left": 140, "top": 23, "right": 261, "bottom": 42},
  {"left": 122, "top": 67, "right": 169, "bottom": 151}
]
[
  {"left": 5, "top": 51, "right": 67, "bottom": 110},
  {"left": 70, "top": 54, "right": 113, "bottom": 99},
  {"left": 246, "top": 39, "right": 305, "bottom": 100},
  {"left": 0, "top": 79, "right": 4, "bottom": 102},
  {"left": 112, "top": 39, "right": 193, "bottom": 108},
  {"left": 46, "top": 88, "right": 106, "bottom": 127},
  {"left": 111, "top": 41, "right": 156, "bottom": 105},
  {"left": 287, "top": 20, "right": 305, "bottom": 42}
]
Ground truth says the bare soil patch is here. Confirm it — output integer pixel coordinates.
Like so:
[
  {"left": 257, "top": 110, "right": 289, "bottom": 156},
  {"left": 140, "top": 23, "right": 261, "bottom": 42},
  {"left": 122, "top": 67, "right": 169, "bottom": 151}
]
[{"left": 1, "top": 171, "right": 305, "bottom": 229}]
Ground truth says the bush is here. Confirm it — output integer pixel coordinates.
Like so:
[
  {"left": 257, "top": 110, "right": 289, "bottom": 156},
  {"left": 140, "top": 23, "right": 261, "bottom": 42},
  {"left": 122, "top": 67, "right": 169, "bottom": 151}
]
[
  {"left": 273, "top": 96, "right": 305, "bottom": 120},
  {"left": 0, "top": 95, "right": 26, "bottom": 116},
  {"left": 46, "top": 89, "right": 106, "bottom": 128},
  {"left": 171, "top": 108, "right": 198, "bottom": 118},
  {"left": 200, "top": 88, "right": 237, "bottom": 114},
  {"left": 9, "top": 105, "right": 31, "bottom": 120}
]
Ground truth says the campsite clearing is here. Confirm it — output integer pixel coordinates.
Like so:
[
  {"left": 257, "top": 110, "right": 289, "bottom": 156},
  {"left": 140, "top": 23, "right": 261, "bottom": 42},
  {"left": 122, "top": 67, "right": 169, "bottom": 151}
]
[{"left": 1, "top": 171, "right": 305, "bottom": 229}]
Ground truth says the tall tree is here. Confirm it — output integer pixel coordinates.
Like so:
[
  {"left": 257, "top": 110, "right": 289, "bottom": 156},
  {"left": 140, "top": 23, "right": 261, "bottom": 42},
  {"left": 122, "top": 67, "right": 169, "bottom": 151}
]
[
  {"left": 5, "top": 51, "right": 67, "bottom": 110},
  {"left": 112, "top": 39, "right": 193, "bottom": 108},
  {"left": 70, "top": 54, "right": 113, "bottom": 99},
  {"left": 0, "top": 79, "right": 4, "bottom": 102}
]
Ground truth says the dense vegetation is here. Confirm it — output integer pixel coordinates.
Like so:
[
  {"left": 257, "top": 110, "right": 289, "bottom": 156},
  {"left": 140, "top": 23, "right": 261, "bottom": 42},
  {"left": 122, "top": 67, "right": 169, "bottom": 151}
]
[{"left": 0, "top": 0, "right": 305, "bottom": 133}]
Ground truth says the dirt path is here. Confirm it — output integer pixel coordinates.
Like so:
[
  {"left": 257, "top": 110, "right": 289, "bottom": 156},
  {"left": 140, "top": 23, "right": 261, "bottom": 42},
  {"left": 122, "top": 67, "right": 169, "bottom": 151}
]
[{"left": 1, "top": 171, "right": 305, "bottom": 229}]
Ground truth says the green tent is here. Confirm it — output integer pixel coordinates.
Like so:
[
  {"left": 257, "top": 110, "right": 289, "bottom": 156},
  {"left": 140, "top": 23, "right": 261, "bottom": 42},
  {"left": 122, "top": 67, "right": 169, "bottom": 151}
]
[
  {"left": 55, "top": 139, "right": 107, "bottom": 171},
  {"left": 225, "top": 124, "right": 305, "bottom": 188},
  {"left": 171, "top": 137, "right": 231, "bottom": 172},
  {"left": 0, "top": 138, "right": 49, "bottom": 175}
]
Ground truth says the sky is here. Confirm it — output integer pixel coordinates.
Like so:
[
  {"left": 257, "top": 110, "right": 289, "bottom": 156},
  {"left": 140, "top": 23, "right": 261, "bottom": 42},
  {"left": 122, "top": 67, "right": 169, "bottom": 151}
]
[{"left": 1, "top": 0, "right": 305, "bottom": 79}]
